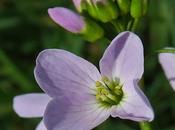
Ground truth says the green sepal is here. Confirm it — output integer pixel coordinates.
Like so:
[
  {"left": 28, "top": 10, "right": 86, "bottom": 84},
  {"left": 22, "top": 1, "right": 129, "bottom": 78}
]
[
  {"left": 95, "top": 1, "right": 119, "bottom": 22},
  {"left": 117, "top": 0, "right": 131, "bottom": 14},
  {"left": 80, "top": 18, "right": 104, "bottom": 42},
  {"left": 142, "top": 0, "right": 148, "bottom": 15},
  {"left": 77, "top": 0, "right": 87, "bottom": 12},
  {"left": 85, "top": 1, "right": 97, "bottom": 18},
  {"left": 130, "top": 0, "right": 143, "bottom": 18},
  {"left": 85, "top": 0, "right": 118, "bottom": 23}
]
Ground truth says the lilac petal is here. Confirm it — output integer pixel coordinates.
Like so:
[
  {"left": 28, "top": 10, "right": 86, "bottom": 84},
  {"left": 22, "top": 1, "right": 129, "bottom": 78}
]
[
  {"left": 34, "top": 49, "right": 101, "bottom": 98},
  {"left": 159, "top": 53, "right": 175, "bottom": 90},
  {"left": 111, "top": 80, "right": 154, "bottom": 122},
  {"left": 13, "top": 93, "right": 51, "bottom": 118},
  {"left": 100, "top": 31, "right": 144, "bottom": 83},
  {"left": 44, "top": 95, "right": 111, "bottom": 130},
  {"left": 36, "top": 120, "right": 47, "bottom": 130},
  {"left": 72, "top": 0, "right": 82, "bottom": 11},
  {"left": 48, "top": 7, "right": 85, "bottom": 33}
]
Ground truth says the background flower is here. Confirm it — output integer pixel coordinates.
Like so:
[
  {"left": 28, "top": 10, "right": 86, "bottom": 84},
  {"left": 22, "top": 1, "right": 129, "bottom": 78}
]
[{"left": 159, "top": 52, "right": 175, "bottom": 91}]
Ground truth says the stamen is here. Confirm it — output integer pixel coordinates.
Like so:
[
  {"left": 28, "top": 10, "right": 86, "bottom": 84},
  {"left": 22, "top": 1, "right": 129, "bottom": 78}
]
[
  {"left": 95, "top": 76, "right": 123, "bottom": 107},
  {"left": 95, "top": 81, "right": 104, "bottom": 88},
  {"left": 102, "top": 76, "right": 115, "bottom": 90},
  {"left": 114, "top": 77, "right": 120, "bottom": 86}
]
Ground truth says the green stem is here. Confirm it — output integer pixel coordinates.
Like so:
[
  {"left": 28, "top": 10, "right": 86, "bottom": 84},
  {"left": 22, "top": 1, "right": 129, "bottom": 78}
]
[
  {"left": 110, "top": 20, "right": 123, "bottom": 33},
  {"left": 139, "top": 122, "right": 152, "bottom": 130},
  {"left": 117, "top": 21, "right": 125, "bottom": 32},
  {"left": 131, "top": 18, "right": 140, "bottom": 31},
  {"left": 127, "top": 20, "right": 133, "bottom": 30},
  {"left": 0, "top": 49, "right": 35, "bottom": 91}
]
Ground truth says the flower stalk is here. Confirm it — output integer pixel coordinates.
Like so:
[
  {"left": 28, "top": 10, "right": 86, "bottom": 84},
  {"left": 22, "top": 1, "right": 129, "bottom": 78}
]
[{"left": 139, "top": 122, "right": 152, "bottom": 130}]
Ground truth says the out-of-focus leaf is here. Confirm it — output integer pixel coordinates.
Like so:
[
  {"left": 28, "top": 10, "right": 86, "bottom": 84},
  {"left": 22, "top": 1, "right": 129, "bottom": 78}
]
[{"left": 0, "top": 17, "right": 20, "bottom": 30}]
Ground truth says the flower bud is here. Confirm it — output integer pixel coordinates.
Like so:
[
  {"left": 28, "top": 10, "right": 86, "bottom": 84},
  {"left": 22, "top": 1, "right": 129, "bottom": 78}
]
[
  {"left": 81, "top": 18, "right": 104, "bottom": 42},
  {"left": 130, "top": 0, "right": 143, "bottom": 18},
  {"left": 48, "top": 7, "right": 85, "bottom": 33},
  {"left": 72, "top": 0, "right": 86, "bottom": 12},
  {"left": 48, "top": 7, "right": 104, "bottom": 42},
  {"left": 142, "top": 0, "right": 148, "bottom": 15},
  {"left": 74, "top": 0, "right": 118, "bottom": 23},
  {"left": 117, "top": 0, "right": 131, "bottom": 14},
  {"left": 95, "top": 0, "right": 119, "bottom": 22}
]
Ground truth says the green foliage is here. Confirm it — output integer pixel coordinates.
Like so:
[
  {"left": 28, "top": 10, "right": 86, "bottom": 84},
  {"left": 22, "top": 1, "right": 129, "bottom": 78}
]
[{"left": 0, "top": 0, "right": 175, "bottom": 130}]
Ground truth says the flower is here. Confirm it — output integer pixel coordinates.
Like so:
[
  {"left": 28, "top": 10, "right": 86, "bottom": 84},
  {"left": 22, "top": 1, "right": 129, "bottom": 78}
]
[
  {"left": 159, "top": 51, "right": 175, "bottom": 90},
  {"left": 48, "top": 7, "right": 85, "bottom": 33},
  {"left": 34, "top": 31, "right": 154, "bottom": 130},
  {"left": 48, "top": 7, "right": 104, "bottom": 42},
  {"left": 13, "top": 93, "right": 51, "bottom": 130}
]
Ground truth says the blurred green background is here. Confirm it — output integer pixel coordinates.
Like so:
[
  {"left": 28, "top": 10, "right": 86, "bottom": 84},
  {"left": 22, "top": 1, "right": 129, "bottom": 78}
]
[{"left": 0, "top": 0, "right": 175, "bottom": 130}]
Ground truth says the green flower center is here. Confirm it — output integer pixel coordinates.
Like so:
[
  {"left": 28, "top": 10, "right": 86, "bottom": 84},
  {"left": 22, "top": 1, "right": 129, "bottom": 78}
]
[{"left": 95, "top": 76, "right": 123, "bottom": 107}]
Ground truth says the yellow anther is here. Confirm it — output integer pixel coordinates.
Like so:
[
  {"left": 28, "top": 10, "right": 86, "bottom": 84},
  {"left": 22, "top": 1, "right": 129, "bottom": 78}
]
[
  {"left": 95, "top": 81, "right": 103, "bottom": 87},
  {"left": 102, "top": 76, "right": 115, "bottom": 90},
  {"left": 101, "top": 89, "right": 109, "bottom": 95},
  {"left": 114, "top": 87, "right": 123, "bottom": 95},
  {"left": 115, "top": 85, "right": 122, "bottom": 90},
  {"left": 102, "top": 76, "right": 110, "bottom": 82},
  {"left": 114, "top": 77, "right": 120, "bottom": 86}
]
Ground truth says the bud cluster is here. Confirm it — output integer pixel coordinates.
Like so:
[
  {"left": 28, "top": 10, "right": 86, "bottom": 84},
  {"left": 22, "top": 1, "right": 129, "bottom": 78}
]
[
  {"left": 75, "top": 0, "right": 148, "bottom": 40},
  {"left": 49, "top": 0, "right": 148, "bottom": 42}
]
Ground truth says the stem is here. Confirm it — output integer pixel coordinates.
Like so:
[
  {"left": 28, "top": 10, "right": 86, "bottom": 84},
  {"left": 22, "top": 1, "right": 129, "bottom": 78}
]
[
  {"left": 127, "top": 20, "right": 133, "bottom": 30},
  {"left": 131, "top": 18, "right": 140, "bottom": 31},
  {"left": 117, "top": 21, "right": 125, "bottom": 32},
  {"left": 110, "top": 20, "right": 123, "bottom": 33},
  {"left": 139, "top": 122, "right": 152, "bottom": 130}
]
